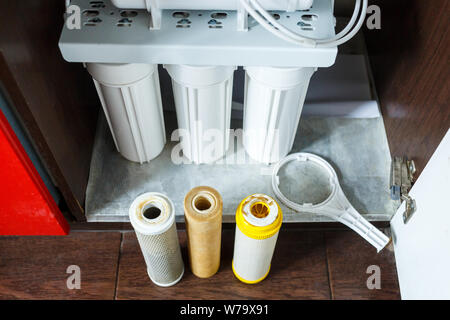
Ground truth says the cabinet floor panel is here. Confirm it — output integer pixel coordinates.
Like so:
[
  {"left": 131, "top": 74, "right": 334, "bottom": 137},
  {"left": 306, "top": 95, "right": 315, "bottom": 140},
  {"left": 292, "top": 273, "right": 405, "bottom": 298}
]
[{"left": 86, "top": 113, "right": 398, "bottom": 223}]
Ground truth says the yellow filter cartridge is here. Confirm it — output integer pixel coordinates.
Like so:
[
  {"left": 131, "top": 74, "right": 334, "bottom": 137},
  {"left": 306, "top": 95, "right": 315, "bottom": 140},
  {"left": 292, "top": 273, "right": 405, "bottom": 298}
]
[
  {"left": 232, "top": 194, "right": 283, "bottom": 284},
  {"left": 129, "top": 192, "right": 184, "bottom": 287},
  {"left": 184, "top": 186, "right": 223, "bottom": 278}
]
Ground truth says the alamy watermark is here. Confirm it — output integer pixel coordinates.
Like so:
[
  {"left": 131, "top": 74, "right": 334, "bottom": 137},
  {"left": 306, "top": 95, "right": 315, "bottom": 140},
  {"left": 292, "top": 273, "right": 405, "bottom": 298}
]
[
  {"left": 366, "top": 265, "right": 381, "bottom": 290},
  {"left": 366, "top": 5, "right": 382, "bottom": 30},
  {"left": 170, "top": 126, "right": 286, "bottom": 173},
  {"left": 66, "top": 5, "right": 81, "bottom": 30},
  {"left": 66, "top": 265, "right": 81, "bottom": 290}
]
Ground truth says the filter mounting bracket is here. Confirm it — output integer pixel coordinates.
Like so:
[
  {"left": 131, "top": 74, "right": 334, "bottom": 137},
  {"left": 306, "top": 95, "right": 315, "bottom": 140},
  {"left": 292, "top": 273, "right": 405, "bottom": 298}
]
[{"left": 60, "top": 0, "right": 337, "bottom": 67}]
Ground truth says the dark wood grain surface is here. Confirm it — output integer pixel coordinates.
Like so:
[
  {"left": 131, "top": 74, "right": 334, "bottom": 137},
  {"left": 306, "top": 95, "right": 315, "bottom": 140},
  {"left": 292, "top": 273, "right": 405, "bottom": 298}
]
[
  {"left": 0, "top": 229, "right": 400, "bottom": 299},
  {"left": 0, "top": 232, "right": 121, "bottom": 299},
  {"left": 325, "top": 231, "right": 400, "bottom": 300},
  {"left": 365, "top": 0, "right": 450, "bottom": 177},
  {"left": 116, "top": 230, "right": 331, "bottom": 300},
  {"left": 0, "top": 1, "right": 100, "bottom": 221}
]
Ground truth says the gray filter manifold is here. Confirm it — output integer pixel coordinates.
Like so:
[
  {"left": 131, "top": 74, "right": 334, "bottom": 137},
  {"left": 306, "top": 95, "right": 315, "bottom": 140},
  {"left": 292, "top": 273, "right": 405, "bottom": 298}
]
[{"left": 129, "top": 192, "right": 184, "bottom": 287}]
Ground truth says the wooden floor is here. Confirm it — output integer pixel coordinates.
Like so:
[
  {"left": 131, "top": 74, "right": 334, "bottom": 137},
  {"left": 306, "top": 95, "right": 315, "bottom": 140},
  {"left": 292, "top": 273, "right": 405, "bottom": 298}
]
[{"left": 0, "top": 228, "right": 400, "bottom": 300}]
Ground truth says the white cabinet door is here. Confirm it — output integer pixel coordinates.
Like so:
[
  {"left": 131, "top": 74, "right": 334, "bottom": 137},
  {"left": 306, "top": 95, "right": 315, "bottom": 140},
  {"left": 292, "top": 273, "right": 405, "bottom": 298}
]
[{"left": 391, "top": 129, "right": 450, "bottom": 299}]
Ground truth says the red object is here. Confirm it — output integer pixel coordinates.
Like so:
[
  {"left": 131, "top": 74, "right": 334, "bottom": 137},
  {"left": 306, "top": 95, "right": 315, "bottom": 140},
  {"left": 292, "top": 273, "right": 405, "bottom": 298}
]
[{"left": 0, "top": 110, "right": 69, "bottom": 235}]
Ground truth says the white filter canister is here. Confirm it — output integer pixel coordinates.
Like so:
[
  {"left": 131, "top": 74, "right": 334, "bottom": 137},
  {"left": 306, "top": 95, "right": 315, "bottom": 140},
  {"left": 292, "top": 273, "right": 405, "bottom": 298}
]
[
  {"left": 243, "top": 66, "right": 315, "bottom": 163},
  {"left": 87, "top": 63, "right": 166, "bottom": 164},
  {"left": 164, "top": 64, "right": 236, "bottom": 164},
  {"left": 232, "top": 194, "right": 283, "bottom": 284},
  {"left": 129, "top": 192, "right": 184, "bottom": 287}
]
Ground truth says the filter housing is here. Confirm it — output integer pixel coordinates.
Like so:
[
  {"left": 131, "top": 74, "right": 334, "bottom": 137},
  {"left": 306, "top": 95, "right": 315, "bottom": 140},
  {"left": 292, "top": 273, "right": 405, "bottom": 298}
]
[
  {"left": 165, "top": 64, "right": 235, "bottom": 164},
  {"left": 243, "top": 66, "right": 315, "bottom": 163},
  {"left": 129, "top": 192, "right": 184, "bottom": 287},
  {"left": 87, "top": 63, "right": 166, "bottom": 164},
  {"left": 232, "top": 194, "right": 283, "bottom": 284}
]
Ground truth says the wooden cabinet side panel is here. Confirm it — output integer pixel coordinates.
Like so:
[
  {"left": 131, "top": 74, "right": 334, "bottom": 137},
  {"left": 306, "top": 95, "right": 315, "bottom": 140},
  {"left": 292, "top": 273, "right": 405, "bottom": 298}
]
[
  {"left": 365, "top": 0, "right": 450, "bottom": 176},
  {"left": 0, "top": 1, "right": 100, "bottom": 221}
]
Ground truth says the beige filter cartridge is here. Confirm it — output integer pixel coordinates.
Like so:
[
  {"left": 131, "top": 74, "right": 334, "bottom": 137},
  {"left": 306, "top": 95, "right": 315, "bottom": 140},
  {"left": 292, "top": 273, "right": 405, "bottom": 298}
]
[{"left": 184, "top": 186, "right": 223, "bottom": 278}]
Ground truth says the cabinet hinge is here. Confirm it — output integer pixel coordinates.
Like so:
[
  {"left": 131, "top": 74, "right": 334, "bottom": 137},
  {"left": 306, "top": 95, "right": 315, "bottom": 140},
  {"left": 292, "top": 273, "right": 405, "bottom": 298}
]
[{"left": 390, "top": 157, "right": 417, "bottom": 224}]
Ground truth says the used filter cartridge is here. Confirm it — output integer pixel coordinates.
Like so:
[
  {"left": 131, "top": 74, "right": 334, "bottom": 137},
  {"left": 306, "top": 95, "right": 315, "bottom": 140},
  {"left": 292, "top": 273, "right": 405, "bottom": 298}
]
[
  {"left": 232, "top": 194, "right": 283, "bottom": 284},
  {"left": 129, "top": 192, "right": 184, "bottom": 287},
  {"left": 184, "top": 186, "right": 223, "bottom": 278},
  {"left": 243, "top": 66, "right": 315, "bottom": 163},
  {"left": 87, "top": 63, "right": 166, "bottom": 164},
  {"left": 164, "top": 64, "right": 235, "bottom": 164}
]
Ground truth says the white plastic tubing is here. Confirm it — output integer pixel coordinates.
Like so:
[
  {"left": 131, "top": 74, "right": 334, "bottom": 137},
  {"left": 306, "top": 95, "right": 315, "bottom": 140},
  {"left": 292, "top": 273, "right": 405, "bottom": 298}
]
[
  {"left": 165, "top": 65, "right": 236, "bottom": 164},
  {"left": 243, "top": 66, "right": 316, "bottom": 163},
  {"left": 87, "top": 63, "right": 166, "bottom": 164},
  {"left": 240, "top": 0, "right": 368, "bottom": 48}
]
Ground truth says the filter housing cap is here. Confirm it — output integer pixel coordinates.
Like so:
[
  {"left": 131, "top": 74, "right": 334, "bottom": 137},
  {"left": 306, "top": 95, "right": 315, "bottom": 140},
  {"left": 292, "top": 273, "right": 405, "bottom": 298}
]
[{"left": 235, "top": 194, "right": 282, "bottom": 240}]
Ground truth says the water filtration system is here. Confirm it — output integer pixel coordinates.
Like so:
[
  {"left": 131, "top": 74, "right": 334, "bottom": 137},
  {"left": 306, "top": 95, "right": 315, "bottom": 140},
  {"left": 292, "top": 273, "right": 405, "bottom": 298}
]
[
  {"left": 60, "top": 0, "right": 365, "bottom": 164},
  {"left": 60, "top": 0, "right": 389, "bottom": 286}
]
